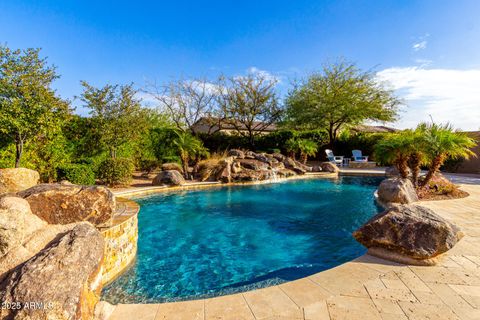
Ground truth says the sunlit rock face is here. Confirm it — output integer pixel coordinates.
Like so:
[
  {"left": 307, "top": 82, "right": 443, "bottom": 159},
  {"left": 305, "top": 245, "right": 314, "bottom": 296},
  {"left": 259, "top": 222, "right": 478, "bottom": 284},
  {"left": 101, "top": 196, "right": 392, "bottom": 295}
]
[
  {"left": 152, "top": 170, "right": 186, "bottom": 186},
  {"left": 377, "top": 177, "right": 419, "bottom": 205},
  {"left": 353, "top": 204, "right": 463, "bottom": 264},
  {"left": 0, "top": 222, "right": 105, "bottom": 320},
  {"left": 0, "top": 168, "right": 40, "bottom": 194},
  {"left": 18, "top": 184, "right": 116, "bottom": 227}
]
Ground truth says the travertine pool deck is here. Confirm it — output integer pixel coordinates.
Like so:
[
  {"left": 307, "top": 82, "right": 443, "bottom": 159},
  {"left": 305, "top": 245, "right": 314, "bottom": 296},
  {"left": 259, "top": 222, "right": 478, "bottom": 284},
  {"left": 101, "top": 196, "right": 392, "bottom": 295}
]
[{"left": 107, "top": 173, "right": 480, "bottom": 320}]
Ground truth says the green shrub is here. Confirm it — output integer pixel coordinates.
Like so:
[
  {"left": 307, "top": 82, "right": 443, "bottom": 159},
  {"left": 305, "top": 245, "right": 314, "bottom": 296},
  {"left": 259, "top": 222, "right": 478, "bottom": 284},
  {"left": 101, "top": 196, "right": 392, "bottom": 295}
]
[
  {"left": 56, "top": 164, "right": 96, "bottom": 185},
  {"left": 139, "top": 159, "right": 160, "bottom": 174},
  {"left": 97, "top": 158, "right": 134, "bottom": 186}
]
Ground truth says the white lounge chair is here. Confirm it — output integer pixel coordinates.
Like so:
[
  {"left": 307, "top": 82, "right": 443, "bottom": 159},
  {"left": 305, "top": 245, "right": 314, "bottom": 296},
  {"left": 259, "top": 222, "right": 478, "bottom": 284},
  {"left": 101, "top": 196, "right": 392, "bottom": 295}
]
[
  {"left": 325, "top": 149, "right": 344, "bottom": 166},
  {"left": 352, "top": 150, "right": 368, "bottom": 162}
]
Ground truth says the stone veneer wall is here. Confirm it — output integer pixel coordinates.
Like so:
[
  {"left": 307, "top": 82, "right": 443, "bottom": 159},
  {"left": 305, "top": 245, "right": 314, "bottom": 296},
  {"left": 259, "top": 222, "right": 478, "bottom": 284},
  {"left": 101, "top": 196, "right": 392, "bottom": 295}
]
[{"left": 100, "top": 199, "right": 139, "bottom": 284}]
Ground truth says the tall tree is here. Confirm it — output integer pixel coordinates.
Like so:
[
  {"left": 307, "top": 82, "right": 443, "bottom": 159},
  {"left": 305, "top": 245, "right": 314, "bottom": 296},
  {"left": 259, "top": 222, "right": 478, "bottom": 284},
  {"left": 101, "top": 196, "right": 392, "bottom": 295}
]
[
  {"left": 80, "top": 81, "right": 147, "bottom": 158},
  {"left": 0, "top": 47, "right": 69, "bottom": 167},
  {"left": 218, "top": 73, "right": 282, "bottom": 149},
  {"left": 145, "top": 78, "right": 222, "bottom": 135},
  {"left": 285, "top": 61, "right": 400, "bottom": 147}
]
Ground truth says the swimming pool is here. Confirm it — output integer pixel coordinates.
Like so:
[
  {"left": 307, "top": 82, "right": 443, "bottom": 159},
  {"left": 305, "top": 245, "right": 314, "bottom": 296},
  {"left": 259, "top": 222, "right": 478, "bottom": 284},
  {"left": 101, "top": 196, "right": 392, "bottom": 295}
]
[{"left": 102, "top": 176, "right": 383, "bottom": 303}]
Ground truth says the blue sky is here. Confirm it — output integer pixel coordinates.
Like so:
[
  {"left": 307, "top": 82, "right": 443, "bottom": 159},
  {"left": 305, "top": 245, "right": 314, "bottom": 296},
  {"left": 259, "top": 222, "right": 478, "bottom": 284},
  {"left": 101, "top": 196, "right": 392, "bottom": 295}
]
[{"left": 1, "top": 0, "right": 480, "bottom": 130}]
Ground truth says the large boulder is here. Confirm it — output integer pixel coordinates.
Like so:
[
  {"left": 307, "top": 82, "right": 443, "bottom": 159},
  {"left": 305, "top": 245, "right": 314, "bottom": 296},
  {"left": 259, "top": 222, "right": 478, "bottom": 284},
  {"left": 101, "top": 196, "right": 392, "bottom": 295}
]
[
  {"left": 18, "top": 184, "right": 116, "bottom": 226},
  {"left": 377, "top": 178, "right": 418, "bottom": 205},
  {"left": 161, "top": 162, "right": 183, "bottom": 173},
  {"left": 0, "top": 196, "right": 46, "bottom": 258},
  {"left": 152, "top": 170, "right": 186, "bottom": 186},
  {"left": 236, "top": 159, "right": 269, "bottom": 171},
  {"left": 0, "top": 222, "right": 105, "bottom": 320},
  {"left": 320, "top": 162, "right": 339, "bottom": 173},
  {"left": 385, "top": 166, "right": 411, "bottom": 177},
  {"left": 215, "top": 157, "right": 234, "bottom": 183},
  {"left": 0, "top": 168, "right": 40, "bottom": 194},
  {"left": 231, "top": 169, "right": 267, "bottom": 182},
  {"left": 283, "top": 157, "right": 307, "bottom": 174},
  {"left": 272, "top": 153, "right": 286, "bottom": 162},
  {"left": 353, "top": 204, "right": 463, "bottom": 264},
  {"left": 227, "top": 149, "right": 245, "bottom": 159}
]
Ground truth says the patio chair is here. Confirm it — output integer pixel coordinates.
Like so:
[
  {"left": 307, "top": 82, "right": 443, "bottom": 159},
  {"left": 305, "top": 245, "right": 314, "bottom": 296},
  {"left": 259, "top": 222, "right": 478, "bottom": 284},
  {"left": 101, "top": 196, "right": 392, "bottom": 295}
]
[
  {"left": 352, "top": 150, "right": 368, "bottom": 162},
  {"left": 325, "top": 149, "right": 344, "bottom": 166}
]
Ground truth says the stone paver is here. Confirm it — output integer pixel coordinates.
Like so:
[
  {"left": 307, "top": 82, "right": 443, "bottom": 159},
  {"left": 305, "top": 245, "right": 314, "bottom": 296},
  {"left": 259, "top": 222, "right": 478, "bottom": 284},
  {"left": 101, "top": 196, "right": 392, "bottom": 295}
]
[{"left": 106, "top": 182, "right": 480, "bottom": 320}]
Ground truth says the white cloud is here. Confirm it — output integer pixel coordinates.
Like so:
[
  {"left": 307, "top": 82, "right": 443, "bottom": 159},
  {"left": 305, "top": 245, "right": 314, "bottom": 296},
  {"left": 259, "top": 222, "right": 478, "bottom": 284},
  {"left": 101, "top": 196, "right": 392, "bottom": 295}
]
[
  {"left": 246, "top": 67, "right": 281, "bottom": 83},
  {"left": 412, "top": 40, "right": 427, "bottom": 51},
  {"left": 377, "top": 67, "right": 480, "bottom": 131}
]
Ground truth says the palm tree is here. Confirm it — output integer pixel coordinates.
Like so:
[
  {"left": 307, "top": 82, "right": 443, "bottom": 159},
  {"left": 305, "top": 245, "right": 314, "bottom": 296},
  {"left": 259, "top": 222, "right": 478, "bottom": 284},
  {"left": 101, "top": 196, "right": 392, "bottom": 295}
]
[
  {"left": 285, "top": 138, "right": 300, "bottom": 160},
  {"left": 406, "top": 128, "right": 428, "bottom": 186},
  {"left": 374, "top": 131, "right": 415, "bottom": 179},
  {"left": 285, "top": 138, "right": 318, "bottom": 163},
  {"left": 298, "top": 139, "right": 318, "bottom": 164},
  {"left": 173, "top": 131, "right": 209, "bottom": 179},
  {"left": 418, "top": 122, "right": 476, "bottom": 187}
]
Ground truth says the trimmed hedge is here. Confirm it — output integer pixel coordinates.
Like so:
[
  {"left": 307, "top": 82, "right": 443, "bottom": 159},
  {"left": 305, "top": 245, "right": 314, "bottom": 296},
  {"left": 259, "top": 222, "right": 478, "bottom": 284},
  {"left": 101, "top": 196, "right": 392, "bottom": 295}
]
[
  {"left": 97, "top": 158, "right": 134, "bottom": 186},
  {"left": 56, "top": 164, "right": 96, "bottom": 185}
]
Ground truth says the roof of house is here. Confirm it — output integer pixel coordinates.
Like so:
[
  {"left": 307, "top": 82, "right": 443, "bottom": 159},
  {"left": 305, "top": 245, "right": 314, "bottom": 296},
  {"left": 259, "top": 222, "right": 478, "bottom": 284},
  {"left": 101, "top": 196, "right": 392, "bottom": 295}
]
[
  {"left": 351, "top": 125, "right": 398, "bottom": 133},
  {"left": 192, "top": 117, "right": 277, "bottom": 132}
]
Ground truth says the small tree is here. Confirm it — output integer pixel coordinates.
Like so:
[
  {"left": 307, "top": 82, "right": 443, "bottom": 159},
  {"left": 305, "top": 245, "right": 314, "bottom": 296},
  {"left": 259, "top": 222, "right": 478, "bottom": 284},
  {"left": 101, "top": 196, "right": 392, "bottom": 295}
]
[
  {"left": 145, "top": 78, "right": 222, "bottom": 135},
  {"left": 80, "top": 81, "right": 147, "bottom": 159},
  {"left": 0, "top": 47, "right": 69, "bottom": 167},
  {"left": 374, "top": 131, "right": 415, "bottom": 179},
  {"left": 285, "top": 60, "right": 400, "bottom": 147},
  {"left": 173, "top": 131, "right": 208, "bottom": 179},
  {"left": 418, "top": 123, "right": 476, "bottom": 187},
  {"left": 286, "top": 138, "right": 318, "bottom": 163},
  {"left": 218, "top": 73, "right": 282, "bottom": 149}
]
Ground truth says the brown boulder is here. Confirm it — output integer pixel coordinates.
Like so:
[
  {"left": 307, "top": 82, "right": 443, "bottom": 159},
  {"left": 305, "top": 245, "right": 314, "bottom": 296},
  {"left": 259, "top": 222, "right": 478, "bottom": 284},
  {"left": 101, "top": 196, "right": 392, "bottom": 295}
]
[
  {"left": 18, "top": 184, "right": 116, "bottom": 226},
  {"left": 320, "top": 162, "right": 339, "bottom": 173},
  {"left": 377, "top": 178, "right": 418, "bottom": 205},
  {"left": 385, "top": 166, "right": 411, "bottom": 177},
  {"left": 161, "top": 162, "right": 183, "bottom": 173},
  {"left": 0, "top": 222, "right": 105, "bottom": 320},
  {"left": 353, "top": 204, "right": 463, "bottom": 263},
  {"left": 283, "top": 157, "right": 307, "bottom": 174},
  {"left": 236, "top": 159, "right": 269, "bottom": 171},
  {"left": 152, "top": 170, "right": 186, "bottom": 186},
  {"left": 0, "top": 168, "right": 40, "bottom": 194},
  {"left": 272, "top": 153, "right": 286, "bottom": 162},
  {"left": 227, "top": 149, "right": 245, "bottom": 159}
]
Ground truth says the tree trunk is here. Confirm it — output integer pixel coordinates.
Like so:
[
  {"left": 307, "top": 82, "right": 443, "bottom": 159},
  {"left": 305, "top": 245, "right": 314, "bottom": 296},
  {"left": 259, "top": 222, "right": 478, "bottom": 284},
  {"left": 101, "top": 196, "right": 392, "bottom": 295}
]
[
  {"left": 15, "top": 136, "right": 24, "bottom": 168},
  {"left": 181, "top": 154, "right": 190, "bottom": 179},
  {"left": 328, "top": 124, "right": 335, "bottom": 148},
  {"left": 248, "top": 132, "right": 255, "bottom": 151},
  {"left": 395, "top": 156, "right": 409, "bottom": 179},
  {"left": 421, "top": 155, "right": 444, "bottom": 187},
  {"left": 408, "top": 152, "right": 421, "bottom": 187},
  {"left": 300, "top": 153, "right": 308, "bottom": 164}
]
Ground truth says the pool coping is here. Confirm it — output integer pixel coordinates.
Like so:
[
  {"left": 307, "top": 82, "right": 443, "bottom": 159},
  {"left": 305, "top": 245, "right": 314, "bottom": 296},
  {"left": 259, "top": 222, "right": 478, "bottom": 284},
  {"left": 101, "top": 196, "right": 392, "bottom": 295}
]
[{"left": 106, "top": 175, "right": 480, "bottom": 320}]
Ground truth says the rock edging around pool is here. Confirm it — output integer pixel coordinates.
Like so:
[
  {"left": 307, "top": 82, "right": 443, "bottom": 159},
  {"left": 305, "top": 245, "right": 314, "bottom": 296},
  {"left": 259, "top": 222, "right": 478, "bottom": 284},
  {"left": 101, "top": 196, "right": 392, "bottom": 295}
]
[{"left": 99, "top": 197, "right": 139, "bottom": 285}]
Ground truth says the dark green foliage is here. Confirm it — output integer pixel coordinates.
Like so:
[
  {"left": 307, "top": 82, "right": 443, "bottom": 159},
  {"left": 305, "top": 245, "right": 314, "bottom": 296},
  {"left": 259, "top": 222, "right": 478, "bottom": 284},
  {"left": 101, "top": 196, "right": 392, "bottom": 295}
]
[
  {"left": 56, "top": 164, "right": 95, "bottom": 185},
  {"left": 138, "top": 159, "right": 160, "bottom": 174},
  {"left": 334, "top": 132, "right": 386, "bottom": 162},
  {"left": 150, "top": 127, "right": 181, "bottom": 162},
  {"left": 97, "top": 158, "right": 134, "bottom": 186}
]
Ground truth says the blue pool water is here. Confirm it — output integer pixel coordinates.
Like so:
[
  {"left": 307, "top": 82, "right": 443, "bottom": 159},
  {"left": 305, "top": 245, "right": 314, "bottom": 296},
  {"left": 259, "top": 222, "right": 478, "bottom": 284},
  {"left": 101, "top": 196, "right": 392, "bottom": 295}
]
[{"left": 102, "top": 176, "right": 383, "bottom": 303}]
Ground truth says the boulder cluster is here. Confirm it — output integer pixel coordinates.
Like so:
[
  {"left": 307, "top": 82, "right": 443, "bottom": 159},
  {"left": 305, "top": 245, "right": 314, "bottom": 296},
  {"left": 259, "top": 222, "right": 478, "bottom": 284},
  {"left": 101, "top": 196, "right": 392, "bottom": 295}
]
[
  {"left": 0, "top": 168, "right": 115, "bottom": 320},
  {"left": 152, "top": 149, "right": 338, "bottom": 186},
  {"left": 353, "top": 170, "right": 463, "bottom": 265}
]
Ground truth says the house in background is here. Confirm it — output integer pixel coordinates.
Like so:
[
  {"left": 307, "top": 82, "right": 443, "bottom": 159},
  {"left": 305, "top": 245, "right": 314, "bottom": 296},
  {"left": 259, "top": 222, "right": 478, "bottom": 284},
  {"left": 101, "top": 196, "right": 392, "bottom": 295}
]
[
  {"left": 350, "top": 125, "right": 398, "bottom": 133},
  {"left": 190, "top": 117, "right": 277, "bottom": 135}
]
